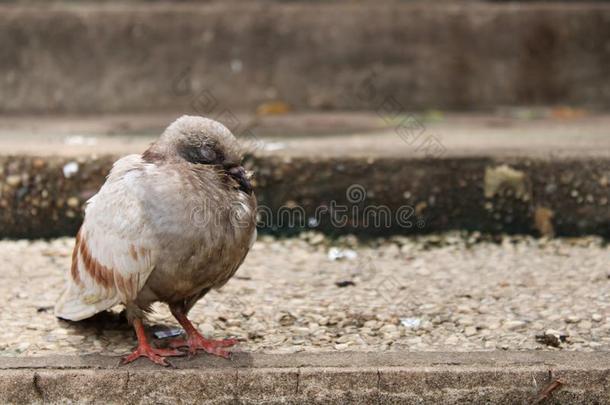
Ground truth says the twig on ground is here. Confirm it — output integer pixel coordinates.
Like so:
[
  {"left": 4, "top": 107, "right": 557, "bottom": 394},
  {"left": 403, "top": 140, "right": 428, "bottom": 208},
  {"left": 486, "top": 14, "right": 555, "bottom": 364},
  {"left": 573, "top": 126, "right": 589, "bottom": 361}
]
[{"left": 532, "top": 370, "right": 564, "bottom": 404}]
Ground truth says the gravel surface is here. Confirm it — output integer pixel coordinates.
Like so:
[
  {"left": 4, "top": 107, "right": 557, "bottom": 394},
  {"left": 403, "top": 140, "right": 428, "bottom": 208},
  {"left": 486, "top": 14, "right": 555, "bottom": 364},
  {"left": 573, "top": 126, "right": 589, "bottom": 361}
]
[{"left": 0, "top": 232, "right": 609, "bottom": 357}]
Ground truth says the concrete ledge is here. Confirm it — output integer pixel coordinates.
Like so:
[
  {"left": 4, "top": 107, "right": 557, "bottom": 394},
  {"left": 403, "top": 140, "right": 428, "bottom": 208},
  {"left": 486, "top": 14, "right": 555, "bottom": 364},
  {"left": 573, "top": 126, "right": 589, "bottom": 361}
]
[{"left": 1, "top": 352, "right": 609, "bottom": 403}]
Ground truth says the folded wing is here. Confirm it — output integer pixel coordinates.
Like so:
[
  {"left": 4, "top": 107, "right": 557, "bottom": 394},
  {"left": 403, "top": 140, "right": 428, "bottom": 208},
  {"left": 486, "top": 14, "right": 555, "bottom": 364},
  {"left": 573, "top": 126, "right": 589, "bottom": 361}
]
[{"left": 55, "top": 155, "right": 158, "bottom": 321}]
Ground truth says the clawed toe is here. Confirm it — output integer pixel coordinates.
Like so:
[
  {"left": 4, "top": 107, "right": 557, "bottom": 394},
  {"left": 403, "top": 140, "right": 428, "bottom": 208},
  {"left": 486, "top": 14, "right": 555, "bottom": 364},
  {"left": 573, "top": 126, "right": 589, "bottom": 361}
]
[
  {"left": 169, "top": 310, "right": 240, "bottom": 359},
  {"left": 168, "top": 335, "right": 238, "bottom": 358},
  {"left": 207, "top": 346, "right": 232, "bottom": 359},
  {"left": 210, "top": 338, "right": 238, "bottom": 348},
  {"left": 168, "top": 336, "right": 237, "bottom": 349},
  {"left": 121, "top": 345, "right": 185, "bottom": 367}
]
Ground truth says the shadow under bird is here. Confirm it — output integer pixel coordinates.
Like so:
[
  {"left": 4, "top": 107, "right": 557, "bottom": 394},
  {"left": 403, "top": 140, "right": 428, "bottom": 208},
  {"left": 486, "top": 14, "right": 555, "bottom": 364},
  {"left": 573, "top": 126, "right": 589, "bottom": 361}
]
[{"left": 55, "top": 116, "right": 257, "bottom": 366}]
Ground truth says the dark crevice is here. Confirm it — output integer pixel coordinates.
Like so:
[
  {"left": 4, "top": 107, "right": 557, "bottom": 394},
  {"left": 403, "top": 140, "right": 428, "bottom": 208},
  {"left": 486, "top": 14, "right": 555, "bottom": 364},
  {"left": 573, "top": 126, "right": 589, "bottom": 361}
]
[
  {"left": 376, "top": 369, "right": 381, "bottom": 390},
  {"left": 123, "top": 371, "right": 130, "bottom": 392},
  {"left": 233, "top": 368, "right": 239, "bottom": 402},
  {"left": 32, "top": 373, "right": 44, "bottom": 401}
]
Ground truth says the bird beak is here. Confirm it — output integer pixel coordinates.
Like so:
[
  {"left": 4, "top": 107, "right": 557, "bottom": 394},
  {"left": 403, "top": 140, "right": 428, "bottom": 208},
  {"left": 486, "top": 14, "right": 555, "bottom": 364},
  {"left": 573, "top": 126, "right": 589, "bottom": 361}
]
[{"left": 227, "top": 165, "right": 253, "bottom": 195}]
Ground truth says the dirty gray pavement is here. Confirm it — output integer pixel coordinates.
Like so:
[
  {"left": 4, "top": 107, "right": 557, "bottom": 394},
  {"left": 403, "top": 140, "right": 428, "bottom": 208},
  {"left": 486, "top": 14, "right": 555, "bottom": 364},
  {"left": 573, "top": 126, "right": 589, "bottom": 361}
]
[{"left": 1, "top": 232, "right": 608, "bottom": 357}]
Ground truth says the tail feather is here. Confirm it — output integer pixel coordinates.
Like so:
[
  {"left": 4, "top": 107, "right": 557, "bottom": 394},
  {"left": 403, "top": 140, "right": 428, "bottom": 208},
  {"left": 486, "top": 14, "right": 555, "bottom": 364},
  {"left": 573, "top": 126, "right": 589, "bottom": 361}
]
[{"left": 54, "top": 281, "right": 119, "bottom": 321}]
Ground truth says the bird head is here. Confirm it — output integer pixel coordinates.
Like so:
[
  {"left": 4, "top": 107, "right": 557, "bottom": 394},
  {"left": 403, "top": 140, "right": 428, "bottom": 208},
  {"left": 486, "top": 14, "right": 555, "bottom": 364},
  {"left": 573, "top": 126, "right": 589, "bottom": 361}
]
[{"left": 151, "top": 115, "right": 253, "bottom": 194}]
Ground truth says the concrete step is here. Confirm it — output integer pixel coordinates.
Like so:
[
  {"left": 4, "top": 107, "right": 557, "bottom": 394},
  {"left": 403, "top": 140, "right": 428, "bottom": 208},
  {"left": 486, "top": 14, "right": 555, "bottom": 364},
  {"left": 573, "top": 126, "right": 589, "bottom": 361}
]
[
  {"left": 1, "top": 352, "right": 609, "bottom": 403},
  {"left": 0, "top": 112, "right": 609, "bottom": 239},
  {"left": 1, "top": 2, "right": 610, "bottom": 113}
]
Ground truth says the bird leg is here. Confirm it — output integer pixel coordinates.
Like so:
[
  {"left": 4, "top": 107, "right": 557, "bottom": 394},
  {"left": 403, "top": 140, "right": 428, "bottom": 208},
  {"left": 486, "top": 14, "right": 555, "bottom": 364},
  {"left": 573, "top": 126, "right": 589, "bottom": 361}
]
[
  {"left": 121, "top": 318, "right": 185, "bottom": 367},
  {"left": 168, "top": 307, "right": 238, "bottom": 358}
]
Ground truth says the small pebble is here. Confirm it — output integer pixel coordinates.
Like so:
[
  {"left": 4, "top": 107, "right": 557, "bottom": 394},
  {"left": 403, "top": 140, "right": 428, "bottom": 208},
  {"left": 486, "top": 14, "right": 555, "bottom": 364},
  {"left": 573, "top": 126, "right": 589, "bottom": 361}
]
[
  {"left": 66, "top": 197, "right": 80, "bottom": 208},
  {"left": 503, "top": 320, "right": 526, "bottom": 331},
  {"left": 464, "top": 326, "right": 477, "bottom": 337},
  {"left": 444, "top": 335, "right": 459, "bottom": 345},
  {"left": 5, "top": 175, "right": 21, "bottom": 187},
  {"left": 199, "top": 323, "right": 215, "bottom": 337}
]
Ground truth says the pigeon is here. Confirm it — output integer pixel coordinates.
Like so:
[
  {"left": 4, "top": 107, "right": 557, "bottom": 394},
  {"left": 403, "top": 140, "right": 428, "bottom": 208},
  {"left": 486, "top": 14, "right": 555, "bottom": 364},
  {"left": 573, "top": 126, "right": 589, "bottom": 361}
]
[{"left": 55, "top": 116, "right": 257, "bottom": 366}]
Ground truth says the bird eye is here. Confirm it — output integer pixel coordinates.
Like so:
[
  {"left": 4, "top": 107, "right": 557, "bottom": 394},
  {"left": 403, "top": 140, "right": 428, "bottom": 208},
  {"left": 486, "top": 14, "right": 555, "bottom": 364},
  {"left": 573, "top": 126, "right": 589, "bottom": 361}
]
[{"left": 199, "top": 146, "right": 217, "bottom": 163}]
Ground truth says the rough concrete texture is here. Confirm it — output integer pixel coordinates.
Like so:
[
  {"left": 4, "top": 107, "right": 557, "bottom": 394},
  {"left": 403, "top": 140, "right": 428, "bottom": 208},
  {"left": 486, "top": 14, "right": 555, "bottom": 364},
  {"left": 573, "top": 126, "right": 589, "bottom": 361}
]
[
  {"left": 1, "top": 2, "right": 610, "bottom": 113},
  {"left": 3, "top": 235, "right": 609, "bottom": 356},
  {"left": 1, "top": 352, "right": 609, "bottom": 403},
  {"left": 1, "top": 153, "right": 609, "bottom": 238}
]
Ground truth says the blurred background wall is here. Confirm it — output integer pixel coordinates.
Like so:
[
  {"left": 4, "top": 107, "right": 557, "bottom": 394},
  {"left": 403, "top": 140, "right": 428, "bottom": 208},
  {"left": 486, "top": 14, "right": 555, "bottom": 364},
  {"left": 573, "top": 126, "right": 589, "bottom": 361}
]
[{"left": 1, "top": 1, "right": 609, "bottom": 114}]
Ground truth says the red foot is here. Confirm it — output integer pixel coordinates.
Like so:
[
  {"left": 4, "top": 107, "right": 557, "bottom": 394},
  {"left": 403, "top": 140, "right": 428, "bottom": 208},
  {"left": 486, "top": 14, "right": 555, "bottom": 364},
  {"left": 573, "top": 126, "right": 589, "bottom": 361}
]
[
  {"left": 168, "top": 335, "right": 238, "bottom": 358},
  {"left": 121, "top": 345, "right": 185, "bottom": 367}
]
